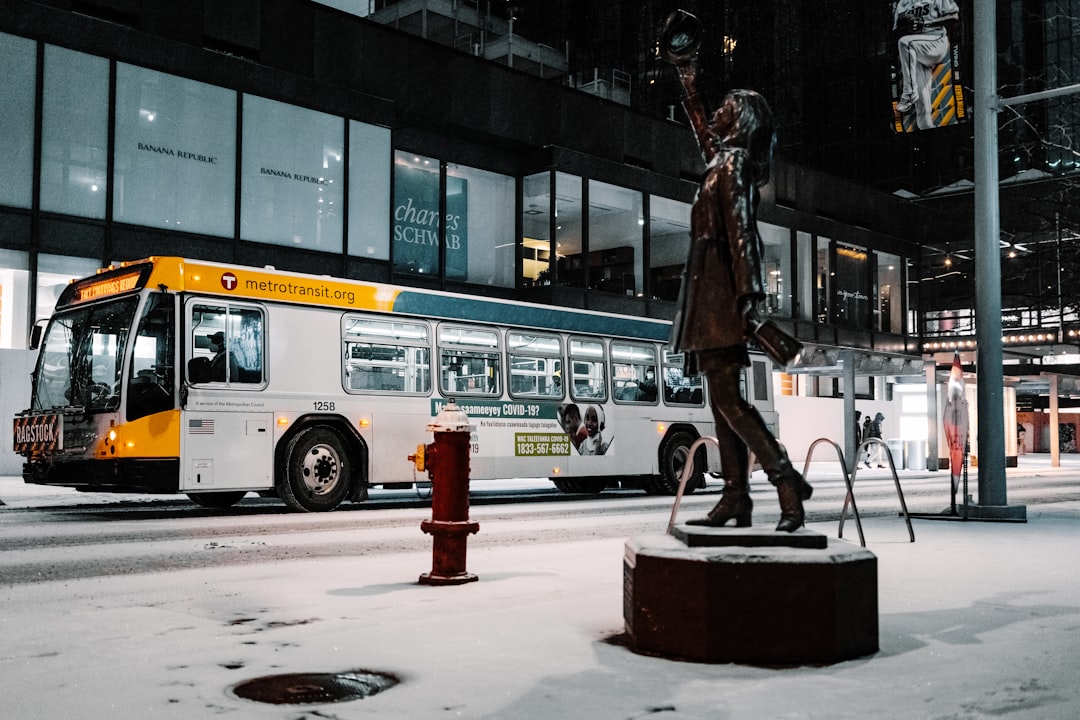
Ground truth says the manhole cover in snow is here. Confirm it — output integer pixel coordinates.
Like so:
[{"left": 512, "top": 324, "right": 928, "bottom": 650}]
[{"left": 231, "top": 670, "right": 398, "bottom": 704}]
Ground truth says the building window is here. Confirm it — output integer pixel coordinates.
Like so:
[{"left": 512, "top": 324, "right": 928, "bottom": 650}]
[
  {"left": 0, "top": 32, "right": 36, "bottom": 209},
  {"left": 242, "top": 94, "right": 343, "bottom": 249},
  {"left": 446, "top": 162, "right": 515, "bottom": 288},
  {"left": 816, "top": 236, "right": 833, "bottom": 324},
  {"left": 393, "top": 152, "right": 441, "bottom": 278},
  {"left": 587, "top": 180, "right": 643, "bottom": 296},
  {"left": 0, "top": 249, "right": 30, "bottom": 349},
  {"left": 40, "top": 46, "right": 108, "bottom": 219},
  {"left": 833, "top": 242, "right": 871, "bottom": 329},
  {"left": 37, "top": 254, "right": 102, "bottom": 326},
  {"left": 876, "top": 250, "right": 903, "bottom": 333},
  {"left": 761, "top": 222, "right": 792, "bottom": 318},
  {"left": 648, "top": 195, "right": 690, "bottom": 302},
  {"left": 114, "top": 64, "right": 236, "bottom": 237},
  {"left": 521, "top": 172, "right": 554, "bottom": 287},
  {"left": 347, "top": 120, "right": 391, "bottom": 261},
  {"left": 553, "top": 172, "right": 584, "bottom": 287},
  {"left": 797, "top": 231, "right": 815, "bottom": 322}
]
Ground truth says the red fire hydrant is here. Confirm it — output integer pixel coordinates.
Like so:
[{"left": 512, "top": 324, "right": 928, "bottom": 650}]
[{"left": 409, "top": 400, "right": 479, "bottom": 585}]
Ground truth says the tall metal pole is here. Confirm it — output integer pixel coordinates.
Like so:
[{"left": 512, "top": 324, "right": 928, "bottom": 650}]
[{"left": 972, "top": 1, "right": 1024, "bottom": 520}]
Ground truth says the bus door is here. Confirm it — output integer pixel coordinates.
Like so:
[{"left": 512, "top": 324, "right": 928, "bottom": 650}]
[
  {"left": 564, "top": 338, "right": 617, "bottom": 470},
  {"left": 181, "top": 301, "right": 272, "bottom": 492}
]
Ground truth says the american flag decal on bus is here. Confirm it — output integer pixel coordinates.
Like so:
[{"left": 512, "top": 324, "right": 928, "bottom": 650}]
[{"left": 189, "top": 418, "right": 215, "bottom": 434}]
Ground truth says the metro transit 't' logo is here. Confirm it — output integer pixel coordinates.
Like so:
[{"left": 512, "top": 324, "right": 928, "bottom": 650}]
[{"left": 221, "top": 272, "right": 238, "bottom": 291}]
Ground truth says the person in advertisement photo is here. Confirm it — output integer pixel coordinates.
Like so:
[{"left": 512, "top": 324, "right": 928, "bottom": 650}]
[
  {"left": 578, "top": 405, "right": 613, "bottom": 456},
  {"left": 557, "top": 403, "right": 589, "bottom": 451},
  {"left": 891, "top": 0, "right": 961, "bottom": 130}
]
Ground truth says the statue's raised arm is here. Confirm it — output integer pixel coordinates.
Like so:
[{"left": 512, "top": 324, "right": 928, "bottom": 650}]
[{"left": 658, "top": 11, "right": 717, "bottom": 164}]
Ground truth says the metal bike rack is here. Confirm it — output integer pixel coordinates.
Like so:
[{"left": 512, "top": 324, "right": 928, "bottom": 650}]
[
  {"left": 667, "top": 435, "right": 721, "bottom": 534},
  {"left": 666, "top": 435, "right": 914, "bottom": 546},
  {"left": 840, "top": 437, "right": 915, "bottom": 544},
  {"left": 802, "top": 437, "right": 866, "bottom": 547}
]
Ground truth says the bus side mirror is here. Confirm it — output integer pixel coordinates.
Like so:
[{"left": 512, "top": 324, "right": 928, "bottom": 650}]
[
  {"left": 188, "top": 357, "right": 211, "bottom": 384},
  {"left": 29, "top": 323, "right": 44, "bottom": 351}
]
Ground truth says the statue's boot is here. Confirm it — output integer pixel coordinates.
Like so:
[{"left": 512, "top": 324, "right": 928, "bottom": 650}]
[
  {"left": 686, "top": 472, "right": 752, "bottom": 527},
  {"left": 724, "top": 406, "right": 812, "bottom": 533},
  {"left": 773, "top": 468, "right": 812, "bottom": 532}
]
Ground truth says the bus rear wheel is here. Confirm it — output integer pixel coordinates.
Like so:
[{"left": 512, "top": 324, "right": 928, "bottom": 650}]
[
  {"left": 187, "top": 491, "right": 248, "bottom": 508},
  {"left": 649, "top": 431, "right": 705, "bottom": 495},
  {"left": 279, "top": 426, "right": 353, "bottom": 512}
]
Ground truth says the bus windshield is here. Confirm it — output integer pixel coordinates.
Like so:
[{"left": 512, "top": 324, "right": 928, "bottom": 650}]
[{"left": 32, "top": 296, "right": 139, "bottom": 412}]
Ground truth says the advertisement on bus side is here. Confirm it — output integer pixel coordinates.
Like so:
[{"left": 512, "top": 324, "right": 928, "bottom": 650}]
[{"left": 430, "top": 399, "right": 614, "bottom": 457}]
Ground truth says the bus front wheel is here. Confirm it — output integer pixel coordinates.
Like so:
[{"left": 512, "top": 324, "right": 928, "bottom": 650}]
[{"left": 279, "top": 426, "right": 353, "bottom": 512}]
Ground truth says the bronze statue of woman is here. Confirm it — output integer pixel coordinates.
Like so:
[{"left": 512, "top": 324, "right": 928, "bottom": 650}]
[{"left": 659, "top": 10, "right": 812, "bottom": 531}]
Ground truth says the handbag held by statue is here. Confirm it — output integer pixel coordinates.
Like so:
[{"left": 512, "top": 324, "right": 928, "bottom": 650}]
[{"left": 748, "top": 319, "right": 803, "bottom": 367}]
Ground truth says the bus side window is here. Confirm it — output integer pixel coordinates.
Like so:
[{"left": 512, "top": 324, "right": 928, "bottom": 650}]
[
  {"left": 437, "top": 325, "right": 500, "bottom": 397},
  {"left": 189, "top": 303, "right": 265, "bottom": 385},
  {"left": 662, "top": 352, "right": 705, "bottom": 407},
  {"left": 127, "top": 292, "right": 176, "bottom": 421},
  {"left": 507, "top": 331, "right": 563, "bottom": 400},
  {"left": 342, "top": 317, "right": 431, "bottom": 394},
  {"left": 569, "top": 338, "right": 607, "bottom": 402},
  {"left": 611, "top": 342, "right": 658, "bottom": 404}
]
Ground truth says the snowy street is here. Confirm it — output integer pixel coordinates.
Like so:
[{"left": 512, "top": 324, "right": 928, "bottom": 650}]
[{"left": 3, "top": 459, "right": 1080, "bottom": 719}]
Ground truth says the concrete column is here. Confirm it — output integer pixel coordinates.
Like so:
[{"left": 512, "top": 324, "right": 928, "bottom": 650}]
[
  {"left": 925, "top": 360, "right": 938, "bottom": 471},
  {"left": 842, "top": 349, "right": 856, "bottom": 472},
  {"left": 1048, "top": 373, "right": 1060, "bottom": 468}
]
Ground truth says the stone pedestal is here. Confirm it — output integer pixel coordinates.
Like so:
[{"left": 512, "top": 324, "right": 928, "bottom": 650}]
[{"left": 624, "top": 527, "right": 878, "bottom": 665}]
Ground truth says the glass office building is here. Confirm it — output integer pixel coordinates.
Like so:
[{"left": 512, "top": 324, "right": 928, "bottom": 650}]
[{"left": 0, "top": 1, "right": 923, "bottom": 361}]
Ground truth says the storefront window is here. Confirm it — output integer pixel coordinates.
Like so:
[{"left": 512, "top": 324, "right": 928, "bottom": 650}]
[
  {"left": 797, "top": 231, "right": 814, "bottom": 322},
  {"left": 37, "top": 254, "right": 102, "bottom": 325},
  {"left": 648, "top": 195, "right": 690, "bottom": 302},
  {"left": 587, "top": 180, "right": 643, "bottom": 296},
  {"left": 906, "top": 257, "right": 919, "bottom": 338},
  {"left": 242, "top": 94, "right": 343, "bottom": 250},
  {"left": 816, "top": 236, "right": 832, "bottom": 325},
  {"left": 521, "top": 171, "right": 553, "bottom": 287},
  {"left": 347, "top": 120, "right": 391, "bottom": 260},
  {"left": 393, "top": 152, "right": 441, "bottom": 277},
  {"left": 446, "top": 163, "right": 515, "bottom": 288},
  {"left": 876, "top": 250, "right": 903, "bottom": 333},
  {"left": 0, "top": 250, "right": 30, "bottom": 349},
  {"left": 0, "top": 32, "right": 36, "bottom": 209},
  {"left": 40, "top": 46, "right": 108, "bottom": 219},
  {"left": 833, "top": 242, "right": 871, "bottom": 329},
  {"left": 761, "top": 221, "right": 791, "bottom": 318},
  {"left": 114, "top": 64, "right": 236, "bottom": 236}
]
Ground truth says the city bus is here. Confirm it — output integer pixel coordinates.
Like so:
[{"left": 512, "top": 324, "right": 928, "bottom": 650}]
[{"left": 12, "top": 257, "right": 778, "bottom": 512}]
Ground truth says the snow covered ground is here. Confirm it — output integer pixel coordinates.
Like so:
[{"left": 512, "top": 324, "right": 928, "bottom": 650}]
[{"left": 3, "top": 462, "right": 1080, "bottom": 719}]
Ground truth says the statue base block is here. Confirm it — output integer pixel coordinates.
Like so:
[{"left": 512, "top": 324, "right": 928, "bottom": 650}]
[{"left": 624, "top": 527, "right": 878, "bottom": 665}]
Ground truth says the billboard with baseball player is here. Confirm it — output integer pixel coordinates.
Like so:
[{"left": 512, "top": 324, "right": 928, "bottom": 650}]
[{"left": 889, "top": 0, "right": 968, "bottom": 132}]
